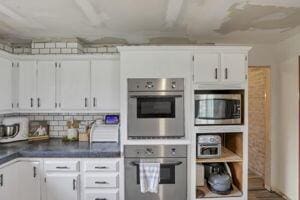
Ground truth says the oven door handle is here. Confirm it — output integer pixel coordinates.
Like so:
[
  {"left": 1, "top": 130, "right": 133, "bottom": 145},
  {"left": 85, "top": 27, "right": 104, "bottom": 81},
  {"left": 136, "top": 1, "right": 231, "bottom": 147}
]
[{"left": 130, "top": 161, "right": 183, "bottom": 166}]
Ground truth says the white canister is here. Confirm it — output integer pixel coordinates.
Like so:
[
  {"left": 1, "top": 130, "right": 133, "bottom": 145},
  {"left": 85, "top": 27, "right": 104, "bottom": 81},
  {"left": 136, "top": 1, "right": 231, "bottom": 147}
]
[{"left": 67, "top": 128, "right": 78, "bottom": 139}]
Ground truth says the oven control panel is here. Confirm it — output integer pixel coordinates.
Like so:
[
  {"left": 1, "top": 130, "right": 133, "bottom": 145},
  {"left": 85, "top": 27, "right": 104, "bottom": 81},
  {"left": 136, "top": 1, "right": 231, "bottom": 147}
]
[
  {"left": 124, "top": 145, "right": 187, "bottom": 158},
  {"left": 128, "top": 78, "right": 184, "bottom": 92}
]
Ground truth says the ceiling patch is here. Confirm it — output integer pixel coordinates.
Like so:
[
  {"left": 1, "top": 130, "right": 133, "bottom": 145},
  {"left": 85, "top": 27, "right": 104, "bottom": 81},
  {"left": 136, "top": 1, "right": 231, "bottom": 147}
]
[
  {"left": 165, "top": 0, "right": 184, "bottom": 28},
  {"left": 215, "top": 3, "right": 300, "bottom": 35}
]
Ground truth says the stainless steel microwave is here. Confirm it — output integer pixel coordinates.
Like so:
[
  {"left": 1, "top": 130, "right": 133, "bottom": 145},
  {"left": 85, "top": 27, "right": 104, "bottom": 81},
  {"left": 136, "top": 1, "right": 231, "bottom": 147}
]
[{"left": 194, "top": 92, "right": 243, "bottom": 125}]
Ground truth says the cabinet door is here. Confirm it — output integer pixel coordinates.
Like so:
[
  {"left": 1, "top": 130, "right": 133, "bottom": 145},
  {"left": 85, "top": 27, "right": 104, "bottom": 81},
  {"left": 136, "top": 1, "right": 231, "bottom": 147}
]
[
  {"left": 46, "top": 174, "right": 79, "bottom": 200},
  {"left": 193, "top": 53, "right": 220, "bottom": 83},
  {"left": 221, "top": 53, "right": 246, "bottom": 83},
  {"left": 18, "top": 161, "right": 41, "bottom": 200},
  {"left": 18, "top": 61, "right": 37, "bottom": 110},
  {"left": 37, "top": 61, "right": 57, "bottom": 110},
  {"left": 91, "top": 60, "right": 120, "bottom": 111},
  {"left": 0, "top": 163, "right": 18, "bottom": 200},
  {"left": 60, "top": 60, "right": 90, "bottom": 110},
  {"left": 0, "top": 57, "right": 12, "bottom": 111}
]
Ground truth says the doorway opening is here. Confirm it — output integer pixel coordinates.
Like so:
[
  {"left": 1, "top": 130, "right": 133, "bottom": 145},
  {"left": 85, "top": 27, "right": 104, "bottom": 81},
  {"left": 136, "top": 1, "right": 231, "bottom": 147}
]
[{"left": 248, "top": 66, "right": 271, "bottom": 191}]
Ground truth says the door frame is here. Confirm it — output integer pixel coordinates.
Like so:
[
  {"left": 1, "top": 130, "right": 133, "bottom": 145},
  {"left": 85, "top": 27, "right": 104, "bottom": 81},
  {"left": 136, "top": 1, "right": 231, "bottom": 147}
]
[{"left": 248, "top": 66, "right": 271, "bottom": 190}]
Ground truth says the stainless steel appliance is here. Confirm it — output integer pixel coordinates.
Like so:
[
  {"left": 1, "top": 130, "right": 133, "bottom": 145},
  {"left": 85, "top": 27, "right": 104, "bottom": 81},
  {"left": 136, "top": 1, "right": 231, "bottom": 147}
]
[
  {"left": 0, "top": 117, "right": 29, "bottom": 143},
  {"left": 197, "top": 135, "right": 222, "bottom": 158},
  {"left": 128, "top": 78, "right": 184, "bottom": 139},
  {"left": 125, "top": 145, "right": 187, "bottom": 200},
  {"left": 194, "top": 91, "right": 243, "bottom": 125}
]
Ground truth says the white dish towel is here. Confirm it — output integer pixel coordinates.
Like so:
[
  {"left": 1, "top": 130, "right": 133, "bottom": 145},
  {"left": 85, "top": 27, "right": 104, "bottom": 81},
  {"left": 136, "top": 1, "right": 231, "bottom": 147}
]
[{"left": 139, "top": 162, "right": 160, "bottom": 193}]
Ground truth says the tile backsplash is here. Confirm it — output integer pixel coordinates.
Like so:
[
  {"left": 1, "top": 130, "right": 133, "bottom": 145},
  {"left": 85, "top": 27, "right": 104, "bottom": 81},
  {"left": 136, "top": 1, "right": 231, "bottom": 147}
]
[{"left": 0, "top": 113, "right": 118, "bottom": 138}]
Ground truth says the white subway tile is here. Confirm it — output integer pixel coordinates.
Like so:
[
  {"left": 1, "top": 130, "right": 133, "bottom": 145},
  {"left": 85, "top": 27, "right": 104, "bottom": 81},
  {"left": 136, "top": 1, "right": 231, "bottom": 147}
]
[
  {"left": 107, "top": 47, "right": 118, "bottom": 53},
  {"left": 61, "top": 48, "right": 72, "bottom": 54},
  {"left": 50, "top": 48, "right": 61, "bottom": 54},
  {"left": 40, "top": 48, "right": 50, "bottom": 54},
  {"left": 71, "top": 49, "right": 79, "bottom": 54},
  {"left": 4, "top": 45, "right": 12, "bottom": 52},
  {"left": 87, "top": 48, "right": 97, "bottom": 53},
  {"left": 67, "top": 42, "right": 78, "bottom": 48},
  {"left": 45, "top": 42, "right": 56, "bottom": 48},
  {"left": 56, "top": 42, "right": 66, "bottom": 48},
  {"left": 14, "top": 48, "right": 24, "bottom": 54},
  {"left": 31, "top": 49, "right": 40, "bottom": 54},
  {"left": 34, "top": 43, "right": 45, "bottom": 48},
  {"left": 97, "top": 47, "right": 107, "bottom": 53}
]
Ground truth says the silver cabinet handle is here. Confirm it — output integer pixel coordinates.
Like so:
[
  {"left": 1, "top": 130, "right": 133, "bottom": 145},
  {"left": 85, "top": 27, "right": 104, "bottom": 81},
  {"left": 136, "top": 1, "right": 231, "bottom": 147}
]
[
  {"left": 95, "top": 198, "right": 107, "bottom": 200},
  {"left": 30, "top": 98, "right": 34, "bottom": 107},
  {"left": 37, "top": 98, "right": 41, "bottom": 108},
  {"left": 0, "top": 174, "right": 3, "bottom": 187},
  {"left": 56, "top": 166, "right": 69, "bottom": 169},
  {"left": 95, "top": 181, "right": 108, "bottom": 184},
  {"left": 73, "top": 179, "right": 76, "bottom": 190},
  {"left": 93, "top": 97, "right": 96, "bottom": 107},
  {"left": 85, "top": 97, "right": 88, "bottom": 107},
  {"left": 225, "top": 68, "right": 228, "bottom": 79},
  {"left": 215, "top": 68, "right": 218, "bottom": 79},
  {"left": 33, "top": 166, "right": 37, "bottom": 178},
  {"left": 95, "top": 166, "right": 107, "bottom": 169}
]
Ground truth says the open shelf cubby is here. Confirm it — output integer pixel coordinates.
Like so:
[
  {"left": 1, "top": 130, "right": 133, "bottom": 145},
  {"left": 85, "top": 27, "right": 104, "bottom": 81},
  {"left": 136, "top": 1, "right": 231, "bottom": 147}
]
[{"left": 196, "top": 132, "right": 244, "bottom": 199}]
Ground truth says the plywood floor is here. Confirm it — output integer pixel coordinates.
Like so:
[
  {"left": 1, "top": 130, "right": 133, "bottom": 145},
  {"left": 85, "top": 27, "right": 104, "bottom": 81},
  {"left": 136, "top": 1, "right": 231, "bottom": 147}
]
[{"left": 248, "top": 172, "right": 285, "bottom": 200}]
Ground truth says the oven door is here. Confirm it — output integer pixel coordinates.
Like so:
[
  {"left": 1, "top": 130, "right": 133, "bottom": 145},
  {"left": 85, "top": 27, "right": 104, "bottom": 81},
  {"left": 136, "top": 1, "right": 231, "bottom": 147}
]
[
  {"left": 125, "top": 158, "right": 187, "bottom": 200},
  {"left": 195, "top": 94, "right": 242, "bottom": 125},
  {"left": 128, "top": 92, "right": 184, "bottom": 138}
]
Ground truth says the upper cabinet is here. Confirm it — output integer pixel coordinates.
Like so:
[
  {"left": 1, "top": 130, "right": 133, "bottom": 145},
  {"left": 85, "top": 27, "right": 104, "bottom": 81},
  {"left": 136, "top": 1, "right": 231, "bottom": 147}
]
[
  {"left": 18, "top": 60, "right": 57, "bottom": 111},
  {"left": 18, "top": 61, "right": 37, "bottom": 110},
  {"left": 193, "top": 52, "right": 248, "bottom": 84},
  {"left": 0, "top": 57, "right": 12, "bottom": 112},
  {"left": 59, "top": 60, "right": 91, "bottom": 110},
  {"left": 91, "top": 60, "right": 120, "bottom": 112}
]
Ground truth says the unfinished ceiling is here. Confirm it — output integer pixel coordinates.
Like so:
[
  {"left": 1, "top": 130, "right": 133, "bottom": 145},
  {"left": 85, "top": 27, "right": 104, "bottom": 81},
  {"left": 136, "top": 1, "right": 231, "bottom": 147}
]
[{"left": 0, "top": 0, "right": 300, "bottom": 45}]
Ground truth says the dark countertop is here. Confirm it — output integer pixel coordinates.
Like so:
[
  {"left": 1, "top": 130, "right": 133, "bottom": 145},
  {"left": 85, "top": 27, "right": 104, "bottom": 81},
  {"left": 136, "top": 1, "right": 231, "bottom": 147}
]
[{"left": 0, "top": 139, "right": 121, "bottom": 165}]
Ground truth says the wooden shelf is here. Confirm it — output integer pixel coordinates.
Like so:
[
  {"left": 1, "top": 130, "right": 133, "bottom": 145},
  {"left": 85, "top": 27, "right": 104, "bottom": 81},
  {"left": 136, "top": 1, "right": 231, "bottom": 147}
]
[
  {"left": 196, "top": 147, "right": 243, "bottom": 163},
  {"left": 196, "top": 183, "right": 242, "bottom": 199}
]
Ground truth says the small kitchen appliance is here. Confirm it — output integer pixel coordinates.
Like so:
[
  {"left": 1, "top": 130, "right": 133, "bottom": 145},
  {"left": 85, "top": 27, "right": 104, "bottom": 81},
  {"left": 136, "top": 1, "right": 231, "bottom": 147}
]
[
  {"left": 197, "top": 135, "right": 222, "bottom": 158},
  {"left": 195, "top": 90, "right": 243, "bottom": 125},
  {"left": 0, "top": 117, "right": 29, "bottom": 143},
  {"left": 204, "top": 163, "right": 233, "bottom": 195},
  {"left": 128, "top": 78, "right": 184, "bottom": 139},
  {"left": 90, "top": 124, "right": 119, "bottom": 143}
]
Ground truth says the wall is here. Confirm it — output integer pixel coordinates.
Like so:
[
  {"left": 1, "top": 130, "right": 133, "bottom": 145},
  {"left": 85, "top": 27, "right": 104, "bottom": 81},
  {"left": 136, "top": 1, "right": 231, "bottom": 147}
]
[
  {"left": 248, "top": 68, "right": 268, "bottom": 177},
  {"left": 271, "top": 33, "right": 299, "bottom": 200},
  {"left": 248, "top": 39, "right": 299, "bottom": 199},
  {"left": 0, "top": 113, "right": 117, "bottom": 137}
]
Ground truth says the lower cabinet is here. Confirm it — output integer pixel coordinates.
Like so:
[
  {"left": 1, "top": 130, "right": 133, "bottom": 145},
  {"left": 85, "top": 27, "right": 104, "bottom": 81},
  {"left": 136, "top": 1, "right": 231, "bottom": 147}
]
[
  {"left": 0, "top": 161, "right": 41, "bottom": 200},
  {"left": 45, "top": 174, "right": 80, "bottom": 200}
]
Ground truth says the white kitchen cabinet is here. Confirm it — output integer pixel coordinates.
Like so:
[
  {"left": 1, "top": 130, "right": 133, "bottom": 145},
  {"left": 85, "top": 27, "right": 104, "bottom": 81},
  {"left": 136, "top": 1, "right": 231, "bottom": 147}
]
[
  {"left": 91, "top": 60, "right": 120, "bottom": 111},
  {"left": 0, "top": 57, "right": 12, "bottom": 112},
  {"left": 193, "top": 53, "right": 220, "bottom": 83},
  {"left": 59, "top": 60, "right": 90, "bottom": 110},
  {"left": 18, "top": 60, "right": 37, "bottom": 110},
  {"left": 18, "top": 161, "right": 41, "bottom": 200},
  {"left": 37, "top": 61, "right": 57, "bottom": 110},
  {"left": 221, "top": 53, "right": 247, "bottom": 83},
  {"left": 193, "top": 52, "right": 247, "bottom": 84},
  {"left": 0, "top": 162, "right": 18, "bottom": 200},
  {"left": 45, "top": 174, "right": 80, "bottom": 200}
]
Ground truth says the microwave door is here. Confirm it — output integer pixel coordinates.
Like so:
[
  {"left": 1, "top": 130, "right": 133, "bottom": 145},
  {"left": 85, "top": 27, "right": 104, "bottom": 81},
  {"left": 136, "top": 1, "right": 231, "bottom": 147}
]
[{"left": 195, "top": 98, "right": 241, "bottom": 125}]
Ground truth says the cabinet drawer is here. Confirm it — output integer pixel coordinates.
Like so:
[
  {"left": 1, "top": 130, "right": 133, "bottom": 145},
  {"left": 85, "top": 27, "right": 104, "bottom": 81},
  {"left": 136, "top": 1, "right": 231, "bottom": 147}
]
[
  {"left": 45, "top": 161, "right": 80, "bottom": 172},
  {"left": 85, "top": 191, "right": 119, "bottom": 200},
  {"left": 85, "top": 174, "right": 118, "bottom": 188},
  {"left": 84, "top": 160, "right": 119, "bottom": 172}
]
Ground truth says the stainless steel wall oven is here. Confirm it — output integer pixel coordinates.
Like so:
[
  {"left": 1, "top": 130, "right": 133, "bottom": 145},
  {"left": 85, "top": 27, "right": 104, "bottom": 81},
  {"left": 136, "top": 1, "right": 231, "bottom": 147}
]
[{"left": 128, "top": 78, "right": 184, "bottom": 139}]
